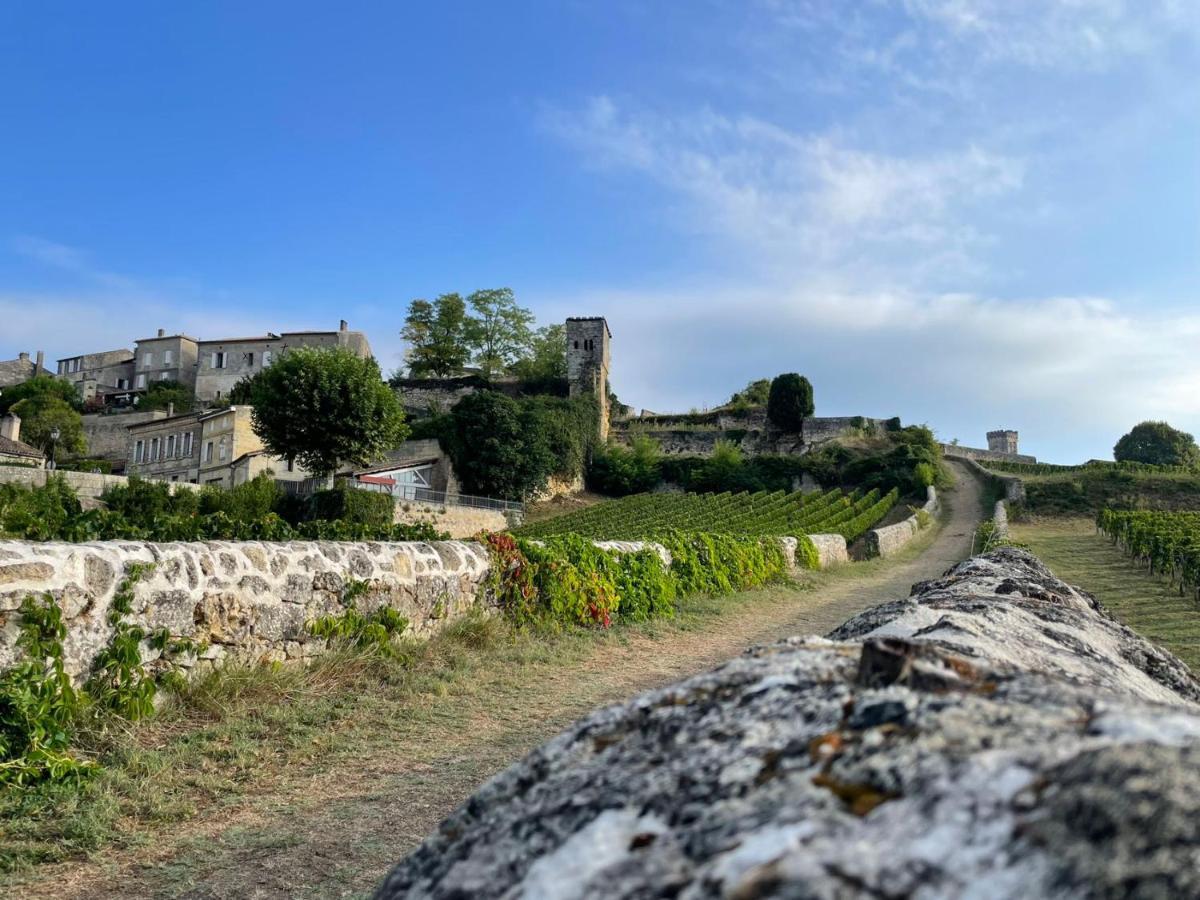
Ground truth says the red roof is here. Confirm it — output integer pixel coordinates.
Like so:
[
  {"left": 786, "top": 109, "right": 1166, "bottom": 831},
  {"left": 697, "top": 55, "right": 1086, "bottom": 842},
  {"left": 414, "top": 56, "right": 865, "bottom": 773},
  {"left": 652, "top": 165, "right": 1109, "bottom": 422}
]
[{"left": 356, "top": 474, "right": 396, "bottom": 487}]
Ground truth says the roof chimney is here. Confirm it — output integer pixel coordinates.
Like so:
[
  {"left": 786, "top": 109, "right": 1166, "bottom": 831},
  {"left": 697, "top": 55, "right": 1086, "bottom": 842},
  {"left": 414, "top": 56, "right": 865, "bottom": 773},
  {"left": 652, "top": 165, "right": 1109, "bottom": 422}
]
[
  {"left": 339, "top": 319, "right": 348, "bottom": 332},
  {"left": 34, "top": 351, "right": 44, "bottom": 374},
  {"left": 167, "top": 402, "right": 175, "bottom": 418},
  {"left": 1, "top": 414, "right": 20, "bottom": 443},
  {"left": 17, "top": 352, "right": 28, "bottom": 362},
  {"left": 157, "top": 328, "right": 166, "bottom": 337}
]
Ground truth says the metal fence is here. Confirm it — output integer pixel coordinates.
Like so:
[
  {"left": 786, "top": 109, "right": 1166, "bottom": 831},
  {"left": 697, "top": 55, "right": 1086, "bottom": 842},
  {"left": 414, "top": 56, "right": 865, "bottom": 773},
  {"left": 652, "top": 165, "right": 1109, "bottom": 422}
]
[{"left": 278, "top": 476, "right": 522, "bottom": 513}]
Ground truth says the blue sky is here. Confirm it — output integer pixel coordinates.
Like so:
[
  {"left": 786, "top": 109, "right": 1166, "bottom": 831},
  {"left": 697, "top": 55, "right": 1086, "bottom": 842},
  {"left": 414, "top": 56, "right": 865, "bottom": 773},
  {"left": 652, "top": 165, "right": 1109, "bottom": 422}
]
[{"left": 1, "top": 1, "right": 1197, "bottom": 463}]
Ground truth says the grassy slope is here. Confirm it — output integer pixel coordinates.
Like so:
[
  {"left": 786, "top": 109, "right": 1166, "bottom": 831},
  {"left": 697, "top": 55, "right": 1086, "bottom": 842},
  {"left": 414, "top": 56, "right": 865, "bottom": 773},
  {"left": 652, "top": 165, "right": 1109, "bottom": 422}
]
[{"left": 1012, "top": 518, "right": 1200, "bottom": 670}]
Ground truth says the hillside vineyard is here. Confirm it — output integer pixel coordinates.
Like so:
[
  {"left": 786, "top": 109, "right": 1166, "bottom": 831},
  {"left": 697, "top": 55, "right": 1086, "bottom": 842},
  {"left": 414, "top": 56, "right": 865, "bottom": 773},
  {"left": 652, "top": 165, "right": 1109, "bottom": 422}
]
[{"left": 517, "top": 487, "right": 898, "bottom": 543}]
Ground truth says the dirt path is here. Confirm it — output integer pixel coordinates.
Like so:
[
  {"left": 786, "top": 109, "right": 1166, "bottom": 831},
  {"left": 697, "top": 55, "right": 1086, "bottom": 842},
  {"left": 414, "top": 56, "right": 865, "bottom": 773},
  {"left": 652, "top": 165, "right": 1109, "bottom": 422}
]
[{"left": 33, "top": 462, "right": 982, "bottom": 900}]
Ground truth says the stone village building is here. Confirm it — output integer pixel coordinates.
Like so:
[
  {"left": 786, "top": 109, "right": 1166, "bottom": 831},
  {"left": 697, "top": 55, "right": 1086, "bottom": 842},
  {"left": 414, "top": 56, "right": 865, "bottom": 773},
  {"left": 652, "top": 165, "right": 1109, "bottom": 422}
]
[
  {"left": 0, "top": 414, "right": 45, "bottom": 467},
  {"left": 126, "top": 405, "right": 311, "bottom": 488}
]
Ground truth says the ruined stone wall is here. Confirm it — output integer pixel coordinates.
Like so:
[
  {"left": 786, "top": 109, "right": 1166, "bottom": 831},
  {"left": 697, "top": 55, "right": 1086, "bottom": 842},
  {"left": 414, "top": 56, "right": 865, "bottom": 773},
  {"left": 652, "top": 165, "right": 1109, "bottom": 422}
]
[
  {"left": 392, "top": 500, "right": 513, "bottom": 538},
  {"left": 942, "top": 443, "right": 1037, "bottom": 465},
  {"left": 0, "top": 539, "right": 493, "bottom": 680},
  {"left": 611, "top": 416, "right": 889, "bottom": 458},
  {"left": 82, "top": 410, "right": 169, "bottom": 466}
]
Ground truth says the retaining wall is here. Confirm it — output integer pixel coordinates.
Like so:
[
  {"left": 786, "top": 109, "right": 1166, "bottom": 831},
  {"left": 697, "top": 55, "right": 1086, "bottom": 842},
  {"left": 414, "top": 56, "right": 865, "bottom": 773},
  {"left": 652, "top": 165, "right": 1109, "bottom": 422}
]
[
  {"left": 941, "top": 444, "right": 1037, "bottom": 465},
  {"left": 958, "top": 457, "right": 1026, "bottom": 504},
  {"left": 392, "top": 500, "right": 513, "bottom": 539},
  {"left": 866, "top": 486, "right": 940, "bottom": 558}
]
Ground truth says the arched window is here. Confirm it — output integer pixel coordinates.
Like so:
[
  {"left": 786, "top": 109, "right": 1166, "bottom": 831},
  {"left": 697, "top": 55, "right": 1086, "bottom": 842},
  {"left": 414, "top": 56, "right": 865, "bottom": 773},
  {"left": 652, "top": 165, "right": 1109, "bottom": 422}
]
[{"left": 574, "top": 340, "right": 580, "bottom": 349}]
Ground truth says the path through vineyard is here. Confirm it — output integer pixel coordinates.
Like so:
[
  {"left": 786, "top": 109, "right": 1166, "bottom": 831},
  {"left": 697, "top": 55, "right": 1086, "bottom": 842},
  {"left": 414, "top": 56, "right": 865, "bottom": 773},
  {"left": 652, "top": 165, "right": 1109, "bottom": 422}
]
[{"left": 37, "top": 462, "right": 983, "bottom": 900}]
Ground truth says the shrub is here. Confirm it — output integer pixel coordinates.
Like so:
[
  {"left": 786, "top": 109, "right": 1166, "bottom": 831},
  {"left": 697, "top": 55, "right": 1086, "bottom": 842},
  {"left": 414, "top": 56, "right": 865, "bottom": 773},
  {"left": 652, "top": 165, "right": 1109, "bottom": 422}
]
[
  {"left": 309, "top": 483, "right": 394, "bottom": 527},
  {"left": 1114, "top": 421, "right": 1200, "bottom": 468},
  {"left": 587, "top": 436, "right": 662, "bottom": 496}
]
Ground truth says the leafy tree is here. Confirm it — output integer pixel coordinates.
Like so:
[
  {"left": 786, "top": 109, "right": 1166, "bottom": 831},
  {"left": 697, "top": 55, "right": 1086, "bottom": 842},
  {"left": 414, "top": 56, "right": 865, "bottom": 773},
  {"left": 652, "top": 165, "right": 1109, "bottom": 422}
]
[
  {"left": 1114, "top": 421, "right": 1200, "bottom": 467},
  {"left": 766, "top": 373, "right": 814, "bottom": 435},
  {"left": 0, "top": 375, "right": 80, "bottom": 415},
  {"left": 510, "top": 323, "right": 567, "bottom": 387},
  {"left": 463, "top": 288, "right": 535, "bottom": 378},
  {"left": 443, "top": 391, "right": 555, "bottom": 499},
  {"left": 401, "top": 293, "right": 471, "bottom": 377},
  {"left": 139, "top": 379, "right": 193, "bottom": 414},
  {"left": 10, "top": 396, "right": 87, "bottom": 461},
  {"left": 249, "top": 347, "right": 409, "bottom": 478},
  {"left": 587, "top": 435, "right": 662, "bottom": 495}
]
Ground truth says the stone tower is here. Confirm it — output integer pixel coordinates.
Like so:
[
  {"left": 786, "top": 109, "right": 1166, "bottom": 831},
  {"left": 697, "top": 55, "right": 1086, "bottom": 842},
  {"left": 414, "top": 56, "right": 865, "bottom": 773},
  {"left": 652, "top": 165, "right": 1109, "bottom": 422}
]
[
  {"left": 987, "top": 430, "right": 1020, "bottom": 455},
  {"left": 565, "top": 317, "right": 611, "bottom": 442}
]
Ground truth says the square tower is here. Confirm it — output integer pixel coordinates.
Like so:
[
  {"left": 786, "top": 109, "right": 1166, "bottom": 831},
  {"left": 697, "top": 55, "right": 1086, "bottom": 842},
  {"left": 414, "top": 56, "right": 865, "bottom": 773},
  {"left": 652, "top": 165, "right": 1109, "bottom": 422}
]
[
  {"left": 987, "top": 430, "right": 1019, "bottom": 455},
  {"left": 566, "top": 317, "right": 611, "bottom": 442}
]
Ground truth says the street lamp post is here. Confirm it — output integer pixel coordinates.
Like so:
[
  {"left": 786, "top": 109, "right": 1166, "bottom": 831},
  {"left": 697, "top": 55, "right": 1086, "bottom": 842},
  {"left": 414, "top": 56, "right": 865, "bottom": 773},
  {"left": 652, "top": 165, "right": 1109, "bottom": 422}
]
[{"left": 48, "top": 426, "right": 60, "bottom": 471}]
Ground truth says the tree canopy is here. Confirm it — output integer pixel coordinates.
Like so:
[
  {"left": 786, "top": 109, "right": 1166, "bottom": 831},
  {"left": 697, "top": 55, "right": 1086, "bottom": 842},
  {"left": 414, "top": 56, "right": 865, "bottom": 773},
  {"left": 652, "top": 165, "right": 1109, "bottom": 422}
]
[
  {"left": 509, "top": 324, "right": 567, "bottom": 387},
  {"left": 729, "top": 378, "right": 771, "bottom": 409},
  {"left": 463, "top": 288, "right": 535, "bottom": 378},
  {"left": 0, "top": 375, "right": 80, "bottom": 415},
  {"left": 401, "top": 293, "right": 471, "bottom": 377},
  {"left": 10, "top": 395, "right": 87, "bottom": 460},
  {"left": 766, "top": 374, "right": 815, "bottom": 433},
  {"left": 1113, "top": 421, "right": 1200, "bottom": 467},
  {"left": 139, "top": 379, "right": 194, "bottom": 413},
  {"left": 249, "top": 347, "right": 409, "bottom": 478}
]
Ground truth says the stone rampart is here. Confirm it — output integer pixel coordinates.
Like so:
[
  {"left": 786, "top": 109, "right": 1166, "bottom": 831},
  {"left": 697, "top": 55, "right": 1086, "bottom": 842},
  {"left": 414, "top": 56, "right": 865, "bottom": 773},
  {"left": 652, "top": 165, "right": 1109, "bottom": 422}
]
[
  {"left": 0, "top": 465, "right": 199, "bottom": 500},
  {"left": 0, "top": 539, "right": 492, "bottom": 681},
  {"left": 958, "top": 456, "right": 1026, "bottom": 504},
  {"left": 375, "top": 548, "right": 1200, "bottom": 899},
  {"left": 866, "top": 485, "right": 939, "bottom": 558},
  {"left": 612, "top": 416, "right": 888, "bottom": 459},
  {"left": 942, "top": 444, "right": 1037, "bottom": 465}
]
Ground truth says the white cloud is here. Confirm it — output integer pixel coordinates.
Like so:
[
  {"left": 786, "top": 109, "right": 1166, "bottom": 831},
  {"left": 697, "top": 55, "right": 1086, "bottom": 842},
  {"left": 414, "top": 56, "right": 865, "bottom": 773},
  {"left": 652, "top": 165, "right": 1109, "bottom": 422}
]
[
  {"left": 542, "top": 98, "right": 1023, "bottom": 277},
  {"left": 12, "top": 236, "right": 140, "bottom": 291}
]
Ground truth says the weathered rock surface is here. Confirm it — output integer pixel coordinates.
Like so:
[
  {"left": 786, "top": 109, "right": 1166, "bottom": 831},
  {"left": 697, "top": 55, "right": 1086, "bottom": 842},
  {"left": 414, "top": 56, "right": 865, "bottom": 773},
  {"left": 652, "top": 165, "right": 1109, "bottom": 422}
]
[{"left": 376, "top": 548, "right": 1200, "bottom": 899}]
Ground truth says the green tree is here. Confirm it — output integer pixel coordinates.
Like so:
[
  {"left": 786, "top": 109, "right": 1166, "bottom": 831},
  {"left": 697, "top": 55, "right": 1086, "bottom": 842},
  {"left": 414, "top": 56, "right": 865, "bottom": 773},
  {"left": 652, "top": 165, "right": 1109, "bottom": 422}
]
[
  {"left": 0, "top": 375, "right": 80, "bottom": 415},
  {"left": 10, "top": 396, "right": 87, "bottom": 462},
  {"left": 1113, "top": 421, "right": 1200, "bottom": 467},
  {"left": 443, "top": 391, "right": 555, "bottom": 499},
  {"left": 510, "top": 323, "right": 567, "bottom": 387},
  {"left": 766, "top": 373, "right": 815, "bottom": 435},
  {"left": 463, "top": 288, "right": 535, "bottom": 378},
  {"left": 248, "top": 347, "right": 409, "bottom": 478},
  {"left": 401, "top": 293, "right": 471, "bottom": 377},
  {"left": 139, "top": 379, "right": 193, "bottom": 414}
]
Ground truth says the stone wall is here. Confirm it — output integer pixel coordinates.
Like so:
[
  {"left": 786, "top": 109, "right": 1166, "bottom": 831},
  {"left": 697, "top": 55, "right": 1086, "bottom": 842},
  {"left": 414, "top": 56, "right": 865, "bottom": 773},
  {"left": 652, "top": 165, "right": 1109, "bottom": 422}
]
[
  {"left": 375, "top": 548, "right": 1200, "bottom": 899},
  {"left": 392, "top": 500, "right": 514, "bottom": 539},
  {"left": 612, "top": 416, "right": 889, "bottom": 458},
  {"left": 83, "top": 409, "right": 170, "bottom": 467},
  {"left": 0, "top": 465, "right": 200, "bottom": 500},
  {"left": 0, "top": 539, "right": 493, "bottom": 680},
  {"left": 942, "top": 443, "right": 1037, "bottom": 465},
  {"left": 393, "top": 377, "right": 494, "bottom": 417},
  {"left": 865, "top": 485, "right": 939, "bottom": 558},
  {"left": 992, "top": 500, "right": 1009, "bottom": 539},
  {"left": 959, "top": 456, "right": 1026, "bottom": 504},
  {"left": 808, "top": 533, "right": 849, "bottom": 568}
]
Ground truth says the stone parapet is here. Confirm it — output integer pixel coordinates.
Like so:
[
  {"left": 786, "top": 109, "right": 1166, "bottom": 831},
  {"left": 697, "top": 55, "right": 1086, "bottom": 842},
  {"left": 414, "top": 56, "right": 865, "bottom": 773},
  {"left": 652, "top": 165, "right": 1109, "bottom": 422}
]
[{"left": 866, "top": 485, "right": 939, "bottom": 558}]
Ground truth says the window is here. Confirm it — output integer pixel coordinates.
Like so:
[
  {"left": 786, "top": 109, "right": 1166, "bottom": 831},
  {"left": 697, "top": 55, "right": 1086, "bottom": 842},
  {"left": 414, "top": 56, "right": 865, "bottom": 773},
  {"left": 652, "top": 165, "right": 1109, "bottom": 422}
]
[
  {"left": 166, "top": 435, "right": 176, "bottom": 458},
  {"left": 134, "top": 440, "right": 144, "bottom": 463},
  {"left": 245, "top": 352, "right": 254, "bottom": 366},
  {"left": 159, "top": 371, "right": 170, "bottom": 381},
  {"left": 205, "top": 441, "right": 214, "bottom": 463},
  {"left": 142, "top": 352, "right": 153, "bottom": 369},
  {"left": 183, "top": 433, "right": 193, "bottom": 457},
  {"left": 150, "top": 438, "right": 160, "bottom": 461},
  {"left": 163, "top": 349, "right": 174, "bottom": 365},
  {"left": 262, "top": 350, "right": 273, "bottom": 366},
  {"left": 57, "top": 362, "right": 64, "bottom": 375},
  {"left": 211, "top": 352, "right": 226, "bottom": 369},
  {"left": 218, "top": 437, "right": 227, "bottom": 461},
  {"left": 573, "top": 341, "right": 579, "bottom": 349},
  {"left": 117, "top": 378, "right": 129, "bottom": 390},
  {"left": 136, "top": 374, "right": 146, "bottom": 389}
]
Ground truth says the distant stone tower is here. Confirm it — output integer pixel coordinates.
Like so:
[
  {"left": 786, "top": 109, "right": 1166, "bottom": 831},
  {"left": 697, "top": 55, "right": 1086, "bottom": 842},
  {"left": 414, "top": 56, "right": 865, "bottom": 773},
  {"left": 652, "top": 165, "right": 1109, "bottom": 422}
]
[
  {"left": 987, "top": 430, "right": 1020, "bottom": 455},
  {"left": 566, "top": 317, "right": 611, "bottom": 442}
]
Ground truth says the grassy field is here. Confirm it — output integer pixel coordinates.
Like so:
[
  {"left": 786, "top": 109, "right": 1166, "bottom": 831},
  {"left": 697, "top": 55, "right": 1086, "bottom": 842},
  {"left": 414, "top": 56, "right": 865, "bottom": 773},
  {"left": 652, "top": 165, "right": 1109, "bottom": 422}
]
[
  {"left": 1009, "top": 468, "right": 1200, "bottom": 516},
  {"left": 1011, "top": 517, "right": 1200, "bottom": 670}
]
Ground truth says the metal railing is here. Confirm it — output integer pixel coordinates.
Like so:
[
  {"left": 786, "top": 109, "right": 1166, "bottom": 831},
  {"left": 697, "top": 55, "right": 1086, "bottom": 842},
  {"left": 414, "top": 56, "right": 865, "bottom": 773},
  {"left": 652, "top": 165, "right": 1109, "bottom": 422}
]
[{"left": 389, "top": 484, "right": 523, "bottom": 513}]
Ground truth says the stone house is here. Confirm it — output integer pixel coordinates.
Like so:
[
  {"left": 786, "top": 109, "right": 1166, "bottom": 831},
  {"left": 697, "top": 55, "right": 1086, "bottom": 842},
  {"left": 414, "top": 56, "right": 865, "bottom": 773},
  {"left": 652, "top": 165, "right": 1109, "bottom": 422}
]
[
  {"left": 193, "top": 321, "right": 372, "bottom": 404},
  {"left": 126, "top": 410, "right": 203, "bottom": 483},
  {"left": 0, "top": 351, "right": 44, "bottom": 389},
  {"left": 0, "top": 414, "right": 45, "bottom": 467},
  {"left": 56, "top": 349, "right": 135, "bottom": 401},
  {"left": 197, "top": 406, "right": 309, "bottom": 488},
  {"left": 131, "top": 330, "right": 200, "bottom": 392}
]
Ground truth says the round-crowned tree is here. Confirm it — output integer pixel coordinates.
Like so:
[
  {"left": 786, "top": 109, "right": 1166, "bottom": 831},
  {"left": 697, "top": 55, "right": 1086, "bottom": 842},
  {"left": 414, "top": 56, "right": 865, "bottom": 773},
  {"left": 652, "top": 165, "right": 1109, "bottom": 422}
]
[
  {"left": 1113, "top": 421, "right": 1200, "bottom": 467},
  {"left": 249, "top": 347, "right": 408, "bottom": 478},
  {"left": 766, "top": 374, "right": 814, "bottom": 434}
]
